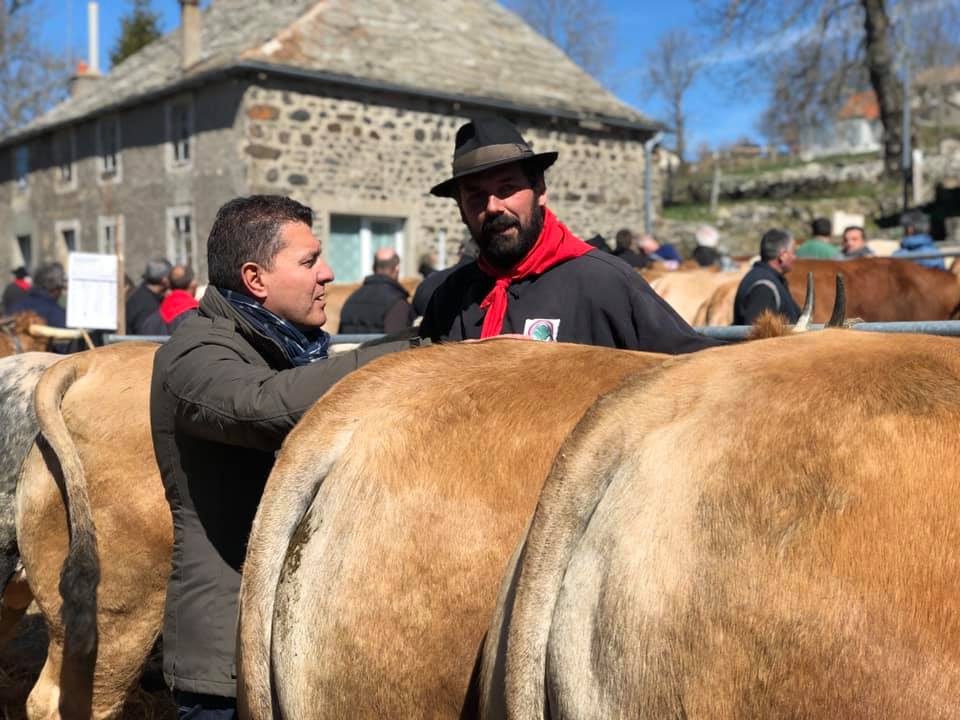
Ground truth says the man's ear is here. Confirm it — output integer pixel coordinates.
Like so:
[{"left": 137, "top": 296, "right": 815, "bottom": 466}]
[
  {"left": 240, "top": 262, "right": 268, "bottom": 300},
  {"left": 536, "top": 177, "right": 548, "bottom": 208}
]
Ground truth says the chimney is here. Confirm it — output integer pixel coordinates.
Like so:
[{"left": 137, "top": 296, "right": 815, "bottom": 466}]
[
  {"left": 87, "top": 1, "right": 100, "bottom": 74},
  {"left": 69, "top": 2, "right": 103, "bottom": 99},
  {"left": 180, "top": 0, "right": 202, "bottom": 69}
]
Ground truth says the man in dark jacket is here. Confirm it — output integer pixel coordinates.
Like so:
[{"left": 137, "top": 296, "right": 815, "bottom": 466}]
[
  {"left": 338, "top": 248, "right": 416, "bottom": 334},
  {"left": 420, "top": 116, "right": 717, "bottom": 353},
  {"left": 10, "top": 263, "right": 67, "bottom": 328},
  {"left": 733, "top": 228, "right": 801, "bottom": 325},
  {"left": 1, "top": 266, "right": 30, "bottom": 314},
  {"left": 612, "top": 228, "right": 649, "bottom": 268},
  {"left": 126, "top": 258, "right": 171, "bottom": 335},
  {"left": 140, "top": 264, "right": 200, "bottom": 336},
  {"left": 150, "top": 196, "right": 417, "bottom": 718}
]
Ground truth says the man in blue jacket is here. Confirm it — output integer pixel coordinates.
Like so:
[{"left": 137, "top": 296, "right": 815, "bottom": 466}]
[{"left": 893, "top": 211, "right": 944, "bottom": 270}]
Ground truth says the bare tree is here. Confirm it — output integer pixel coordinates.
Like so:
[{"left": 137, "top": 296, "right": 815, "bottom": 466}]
[
  {"left": 697, "top": 0, "right": 904, "bottom": 175},
  {"left": 503, "top": 0, "right": 613, "bottom": 80},
  {"left": 644, "top": 28, "right": 702, "bottom": 167},
  {"left": 0, "top": 0, "right": 69, "bottom": 136}
]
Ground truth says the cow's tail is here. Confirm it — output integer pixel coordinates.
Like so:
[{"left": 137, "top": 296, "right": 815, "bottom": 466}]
[
  {"left": 237, "top": 416, "right": 357, "bottom": 720},
  {"left": 499, "top": 365, "right": 669, "bottom": 720},
  {"left": 33, "top": 357, "right": 100, "bottom": 660}
]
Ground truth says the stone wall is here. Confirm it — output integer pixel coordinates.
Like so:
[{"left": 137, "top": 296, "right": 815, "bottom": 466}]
[
  {"left": 239, "top": 78, "right": 654, "bottom": 272},
  {"left": 0, "top": 82, "right": 246, "bottom": 287}
]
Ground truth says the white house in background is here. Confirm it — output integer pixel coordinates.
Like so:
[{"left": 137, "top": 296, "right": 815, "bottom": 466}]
[{"left": 800, "top": 91, "right": 883, "bottom": 159}]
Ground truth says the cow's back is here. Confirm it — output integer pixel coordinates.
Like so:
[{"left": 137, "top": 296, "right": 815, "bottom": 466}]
[
  {"left": 493, "top": 331, "right": 960, "bottom": 719},
  {"left": 247, "top": 340, "right": 670, "bottom": 719},
  {"left": 791, "top": 258, "right": 960, "bottom": 322}
]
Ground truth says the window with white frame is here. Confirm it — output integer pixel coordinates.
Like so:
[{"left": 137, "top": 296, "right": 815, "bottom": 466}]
[
  {"left": 53, "top": 129, "right": 77, "bottom": 190},
  {"left": 15, "top": 234, "right": 32, "bottom": 269},
  {"left": 55, "top": 220, "right": 81, "bottom": 253},
  {"left": 97, "top": 117, "right": 122, "bottom": 182},
  {"left": 327, "top": 215, "right": 406, "bottom": 284},
  {"left": 14, "top": 147, "right": 28, "bottom": 188},
  {"left": 166, "top": 99, "right": 194, "bottom": 169},
  {"left": 97, "top": 215, "right": 123, "bottom": 255},
  {"left": 166, "top": 206, "right": 195, "bottom": 271}
]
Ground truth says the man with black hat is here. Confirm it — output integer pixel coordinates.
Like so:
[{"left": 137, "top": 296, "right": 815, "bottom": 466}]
[{"left": 419, "top": 116, "right": 716, "bottom": 353}]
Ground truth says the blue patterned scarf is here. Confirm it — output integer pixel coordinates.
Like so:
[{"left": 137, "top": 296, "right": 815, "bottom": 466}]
[{"left": 220, "top": 288, "right": 330, "bottom": 366}]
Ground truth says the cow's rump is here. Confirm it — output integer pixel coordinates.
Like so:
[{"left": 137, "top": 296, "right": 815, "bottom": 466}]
[
  {"left": 485, "top": 330, "right": 960, "bottom": 719},
  {"left": 237, "top": 339, "right": 677, "bottom": 719}
]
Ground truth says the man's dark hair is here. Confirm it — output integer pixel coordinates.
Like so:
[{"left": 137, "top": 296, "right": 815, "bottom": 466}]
[
  {"left": 842, "top": 225, "right": 866, "bottom": 241},
  {"left": 34, "top": 263, "right": 67, "bottom": 293},
  {"left": 811, "top": 217, "right": 832, "bottom": 237},
  {"left": 520, "top": 158, "right": 546, "bottom": 189},
  {"left": 12, "top": 266, "right": 28, "bottom": 279},
  {"left": 373, "top": 252, "right": 400, "bottom": 274},
  {"left": 169, "top": 265, "right": 195, "bottom": 291},
  {"left": 901, "top": 210, "right": 931, "bottom": 235},
  {"left": 207, "top": 195, "right": 313, "bottom": 292},
  {"left": 760, "top": 228, "right": 794, "bottom": 262},
  {"left": 144, "top": 257, "right": 172, "bottom": 284},
  {"left": 615, "top": 229, "right": 634, "bottom": 252}
]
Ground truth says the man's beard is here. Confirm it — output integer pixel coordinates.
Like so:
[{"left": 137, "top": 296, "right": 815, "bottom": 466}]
[{"left": 472, "top": 204, "right": 544, "bottom": 270}]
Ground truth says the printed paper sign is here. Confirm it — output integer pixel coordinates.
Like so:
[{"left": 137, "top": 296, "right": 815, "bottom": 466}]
[{"left": 66, "top": 252, "right": 119, "bottom": 330}]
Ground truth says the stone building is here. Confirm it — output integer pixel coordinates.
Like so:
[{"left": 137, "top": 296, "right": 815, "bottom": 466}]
[{"left": 0, "top": 0, "right": 661, "bottom": 287}]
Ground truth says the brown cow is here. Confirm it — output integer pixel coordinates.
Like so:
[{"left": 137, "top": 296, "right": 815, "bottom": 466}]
[
  {"left": 647, "top": 268, "right": 747, "bottom": 325},
  {"left": 236, "top": 340, "right": 678, "bottom": 719},
  {"left": 0, "top": 312, "right": 52, "bottom": 357},
  {"left": 482, "top": 329, "right": 960, "bottom": 719},
  {"left": 16, "top": 343, "right": 170, "bottom": 718},
  {"left": 696, "top": 258, "right": 960, "bottom": 325}
]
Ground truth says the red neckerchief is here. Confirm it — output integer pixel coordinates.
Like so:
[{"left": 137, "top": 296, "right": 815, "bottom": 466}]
[
  {"left": 159, "top": 289, "right": 199, "bottom": 323},
  {"left": 13, "top": 278, "right": 29, "bottom": 291},
  {"left": 477, "top": 207, "right": 593, "bottom": 338}
]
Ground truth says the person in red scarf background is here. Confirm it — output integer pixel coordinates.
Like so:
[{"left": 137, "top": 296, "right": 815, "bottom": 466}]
[
  {"left": 1, "top": 266, "right": 31, "bottom": 315},
  {"left": 419, "top": 117, "right": 719, "bottom": 353}
]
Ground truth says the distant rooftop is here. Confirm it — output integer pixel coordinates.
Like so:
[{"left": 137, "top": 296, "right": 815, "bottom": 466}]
[
  {"left": 916, "top": 64, "right": 960, "bottom": 88},
  {"left": 837, "top": 90, "right": 880, "bottom": 122},
  {"left": 2, "top": 0, "right": 659, "bottom": 147}
]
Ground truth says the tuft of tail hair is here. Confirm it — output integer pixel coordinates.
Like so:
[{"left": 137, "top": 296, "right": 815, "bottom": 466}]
[
  {"left": 748, "top": 311, "right": 790, "bottom": 340},
  {"left": 33, "top": 359, "right": 100, "bottom": 661}
]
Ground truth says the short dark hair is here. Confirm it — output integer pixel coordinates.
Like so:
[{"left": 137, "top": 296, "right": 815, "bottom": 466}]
[
  {"left": 760, "top": 228, "right": 793, "bottom": 261},
  {"left": 169, "top": 265, "right": 195, "bottom": 291},
  {"left": 143, "top": 257, "right": 172, "bottom": 284},
  {"left": 842, "top": 225, "right": 866, "bottom": 241},
  {"left": 614, "top": 229, "right": 634, "bottom": 252},
  {"left": 34, "top": 263, "right": 66, "bottom": 293},
  {"left": 811, "top": 217, "right": 832, "bottom": 237},
  {"left": 901, "top": 210, "right": 930, "bottom": 235},
  {"left": 207, "top": 195, "right": 313, "bottom": 292}
]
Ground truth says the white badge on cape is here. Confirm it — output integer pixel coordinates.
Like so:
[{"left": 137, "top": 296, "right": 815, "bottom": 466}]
[{"left": 522, "top": 318, "right": 561, "bottom": 342}]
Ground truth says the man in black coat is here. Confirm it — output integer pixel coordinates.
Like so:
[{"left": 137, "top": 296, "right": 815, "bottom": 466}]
[
  {"left": 733, "top": 228, "right": 801, "bottom": 325},
  {"left": 419, "top": 116, "right": 717, "bottom": 354},
  {"left": 338, "top": 248, "right": 416, "bottom": 334},
  {"left": 151, "top": 196, "right": 418, "bottom": 717},
  {"left": 126, "top": 258, "right": 171, "bottom": 335}
]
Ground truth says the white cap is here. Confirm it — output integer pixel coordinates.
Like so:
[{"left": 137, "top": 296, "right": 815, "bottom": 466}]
[{"left": 695, "top": 224, "right": 719, "bottom": 248}]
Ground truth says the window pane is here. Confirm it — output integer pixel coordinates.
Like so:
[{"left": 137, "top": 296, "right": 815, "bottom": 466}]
[
  {"left": 16, "top": 235, "right": 31, "bottom": 268},
  {"left": 370, "top": 219, "right": 402, "bottom": 254},
  {"left": 329, "top": 216, "right": 363, "bottom": 284},
  {"left": 63, "top": 229, "right": 76, "bottom": 251}
]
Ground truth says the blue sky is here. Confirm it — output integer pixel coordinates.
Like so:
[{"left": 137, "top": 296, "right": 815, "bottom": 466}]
[{"left": 38, "top": 0, "right": 768, "bottom": 154}]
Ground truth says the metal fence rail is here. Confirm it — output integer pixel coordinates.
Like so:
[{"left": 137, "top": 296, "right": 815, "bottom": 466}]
[{"left": 106, "top": 322, "right": 960, "bottom": 347}]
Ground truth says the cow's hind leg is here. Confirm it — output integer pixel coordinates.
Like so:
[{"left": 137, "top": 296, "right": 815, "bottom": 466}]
[{"left": 0, "top": 568, "right": 33, "bottom": 645}]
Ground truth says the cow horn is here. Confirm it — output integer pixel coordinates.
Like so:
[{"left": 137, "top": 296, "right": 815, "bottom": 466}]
[
  {"left": 826, "top": 274, "right": 846, "bottom": 328},
  {"left": 792, "top": 271, "right": 814, "bottom": 333}
]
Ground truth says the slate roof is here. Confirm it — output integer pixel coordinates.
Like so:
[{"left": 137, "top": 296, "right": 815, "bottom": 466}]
[{"left": 2, "top": 0, "right": 658, "bottom": 146}]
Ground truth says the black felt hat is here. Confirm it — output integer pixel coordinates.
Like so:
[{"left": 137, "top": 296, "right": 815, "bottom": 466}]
[{"left": 430, "top": 117, "right": 558, "bottom": 198}]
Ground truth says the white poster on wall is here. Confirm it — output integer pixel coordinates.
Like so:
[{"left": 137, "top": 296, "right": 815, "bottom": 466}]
[{"left": 66, "top": 252, "right": 119, "bottom": 330}]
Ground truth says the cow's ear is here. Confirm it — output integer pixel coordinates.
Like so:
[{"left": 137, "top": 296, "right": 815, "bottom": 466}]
[{"left": 240, "top": 262, "right": 268, "bottom": 300}]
